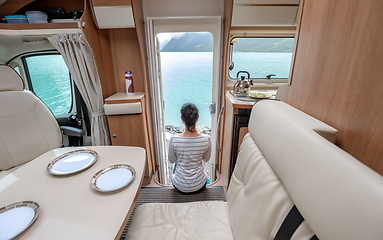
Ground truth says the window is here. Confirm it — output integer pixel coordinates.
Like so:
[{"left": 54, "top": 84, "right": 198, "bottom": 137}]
[
  {"left": 229, "top": 37, "right": 295, "bottom": 79},
  {"left": 14, "top": 66, "right": 20, "bottom": 75},
  {"left": 23, "top": 54, "right": 72, "bottom": 115}
]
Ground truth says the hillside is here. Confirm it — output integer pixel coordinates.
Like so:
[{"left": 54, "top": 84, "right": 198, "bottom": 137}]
[
  {"left": 233, "top": 38, "right": 294, "bottom": 52},
  {"left": 160, "top": 33, "right": 294, "bottom": 52},
  {"left": 161, "top": 32, "right": 213, "bottom": 52}
]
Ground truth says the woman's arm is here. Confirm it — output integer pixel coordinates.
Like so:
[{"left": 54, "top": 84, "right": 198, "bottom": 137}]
[
  {"left": 202, "top": 137, "right": 212, "bottom": 162},
  {"left": 168, "top": 136, "right": 177, "bottom": 163}
]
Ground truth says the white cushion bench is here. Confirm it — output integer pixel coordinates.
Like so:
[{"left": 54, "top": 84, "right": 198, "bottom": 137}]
[{"left": 126, "top": 100, "right": 383, "bottom": 240}]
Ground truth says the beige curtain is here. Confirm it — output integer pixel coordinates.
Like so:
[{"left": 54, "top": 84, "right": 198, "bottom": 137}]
[{"left": 52, "top": 33, "right": 111, "bottom": 146}]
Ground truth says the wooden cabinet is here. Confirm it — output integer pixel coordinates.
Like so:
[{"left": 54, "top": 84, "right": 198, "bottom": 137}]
[
  {"left": 220, "top": 91, "right": 255, "bottom": 188},
  {"left": 105, "top": 92, "right": 153, "bottom": 184}
]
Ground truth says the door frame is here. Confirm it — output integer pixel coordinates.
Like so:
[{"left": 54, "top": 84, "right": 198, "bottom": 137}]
[{"left": 146, "top": 16, "right": 222, "bottom": 184}]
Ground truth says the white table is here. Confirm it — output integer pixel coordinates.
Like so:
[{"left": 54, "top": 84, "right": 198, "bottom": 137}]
[{"left": 0, "top": 146, "right": 146, "bottom": 240}]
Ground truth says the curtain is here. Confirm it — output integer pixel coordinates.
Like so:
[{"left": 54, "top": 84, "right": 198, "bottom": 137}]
[{"left": 52, "top": 33, "right": 111, "bottom": 146}]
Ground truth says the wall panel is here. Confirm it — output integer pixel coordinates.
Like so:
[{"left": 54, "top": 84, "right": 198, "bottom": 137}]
[
  {"left": 109, "top": 28, "right": 144, "bottom": 93},
  {"left": 287, "top": 0, "right": 383, "bottom": 174}
]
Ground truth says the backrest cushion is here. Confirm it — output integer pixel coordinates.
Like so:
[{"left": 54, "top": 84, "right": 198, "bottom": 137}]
[
  {"left": 247, "top": 100, "right": 383, "bottom": 240},
  {"left": 0, "top": 65, "right": 24, "bottom": 92},
  {"left": 0, "top": 76, "right": 62, "bottom": 170},
  {"left": 227, "top": 133, "right": 315, "bottom": 240}
]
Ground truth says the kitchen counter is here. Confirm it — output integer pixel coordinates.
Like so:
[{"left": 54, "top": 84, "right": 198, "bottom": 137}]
[
  {"left": 226, "top": 90, "right": 277, "bottom": 109},
  {"left": 226, "top": 91, "right": 257, "bottom": 109}
]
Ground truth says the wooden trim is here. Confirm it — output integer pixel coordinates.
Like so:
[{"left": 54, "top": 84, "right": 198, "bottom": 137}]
[
  {"left": 0, "top": 22, "right": 79, "bottom": 30},
  {"left": 88, "top": 0, "right": 100, "bottom": 28},
  {"left": 288, "top": 0, "right": 305, "bottom": 85},
  {"left": 219, "top": 0, "right": 234, "bottom": 174},
  {"left": 92, "top": 0, "right": 131, "bottom": 7},
  {"left": 114, "top": 163, "right": 145, "bottom": 240},
  {"left": 131, "top": 0, "right": 156, "bottom": 176}
]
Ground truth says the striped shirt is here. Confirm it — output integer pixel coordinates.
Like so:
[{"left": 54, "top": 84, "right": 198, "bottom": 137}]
[{"left": 168, "top": 135, "right": 211, "bottom": 193}]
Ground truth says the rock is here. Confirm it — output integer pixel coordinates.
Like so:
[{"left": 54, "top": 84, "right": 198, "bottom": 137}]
[{"left": 165, "top": 125, "right": 211, "bottom": 136}]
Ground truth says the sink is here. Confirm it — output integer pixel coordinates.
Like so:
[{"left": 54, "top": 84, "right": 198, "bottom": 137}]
[{"left": 229, "top": 91, "right": 257, "bottom": 102}]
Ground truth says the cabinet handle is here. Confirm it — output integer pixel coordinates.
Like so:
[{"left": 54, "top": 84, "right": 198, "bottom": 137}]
[{"left": 113, "top": 134, "right": 117, "bottom": 138}]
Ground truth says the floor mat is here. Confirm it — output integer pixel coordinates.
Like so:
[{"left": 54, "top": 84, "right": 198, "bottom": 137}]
[{"left": 119, "top": 186, "right": 226, "bottom": 239}]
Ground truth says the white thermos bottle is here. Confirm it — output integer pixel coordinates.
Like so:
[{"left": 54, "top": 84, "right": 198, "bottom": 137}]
[{"left": 125, "top": 71, "right": 135, "bottom": 95}]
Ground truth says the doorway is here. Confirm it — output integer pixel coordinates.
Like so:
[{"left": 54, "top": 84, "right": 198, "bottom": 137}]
[{"left": 146, "top": 17, "right": 222, "bottom": 186}]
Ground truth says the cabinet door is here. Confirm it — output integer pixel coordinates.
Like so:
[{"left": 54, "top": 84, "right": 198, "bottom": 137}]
[
  {"left": 108, "top": 114, "right": 146, "bottom": 147},
  {"left": 107, "top": 113, "right": 152, "bottom": 184}
]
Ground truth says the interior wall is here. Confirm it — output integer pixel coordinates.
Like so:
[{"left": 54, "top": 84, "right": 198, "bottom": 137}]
[
  {"left": 82, "top": 0, "right": 145, "bottom": 99},
  {"left": 109, "top": 28, "right": 144, "bottom": 93},
  {"left": 286, "top": 0, "right": 383, "bottom": 175}
]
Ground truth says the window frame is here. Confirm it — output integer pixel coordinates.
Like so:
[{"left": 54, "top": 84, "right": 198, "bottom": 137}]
[
  {"left": 21, "top": 52, "right": 74, "bottom": 114},
  {"left": 228, "top": 36, "right": 295, "bottom": 82}
]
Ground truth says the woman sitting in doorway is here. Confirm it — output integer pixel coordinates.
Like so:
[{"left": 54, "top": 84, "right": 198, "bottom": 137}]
[{"left": 168, "top": 103, "right": 212, "bottom": 193}]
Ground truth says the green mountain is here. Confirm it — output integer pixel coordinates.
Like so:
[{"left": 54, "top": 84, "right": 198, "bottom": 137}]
[
  {"left": 161, "top": 32, "right": 213, "bottom": 52},
  {"left": 233, "top": 38, "right": 294, "bottom": 52},
  {"left": 161, "top": 33, "right": 295, "bottom": 52}
]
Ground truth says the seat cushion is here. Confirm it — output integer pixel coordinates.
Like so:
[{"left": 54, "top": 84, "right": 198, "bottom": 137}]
[
  {"left": 126, "top": 201, "right": 233, "bottom": 240},
  {"left": 0, "top": 91, "right": 62, "bottom": 170}
]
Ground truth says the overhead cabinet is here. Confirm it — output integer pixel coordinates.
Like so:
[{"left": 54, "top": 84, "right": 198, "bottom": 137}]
[{"left": 90, "top": 0, "right": 135, "bottom": 29}]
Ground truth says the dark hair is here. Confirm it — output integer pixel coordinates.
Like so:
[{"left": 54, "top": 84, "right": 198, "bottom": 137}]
[{"left": 181, "top": 103, "right": 199, "bottom": 132}]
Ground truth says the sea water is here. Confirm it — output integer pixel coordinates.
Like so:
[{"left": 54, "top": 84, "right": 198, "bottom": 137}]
[
  {"left": 160, "top": 51, "right": 293, "bottom": 128},
  {"left": 26, "top": 52, "right": 292, "bottom": 126},
  {"left": 161, "top": 52, "right": 213, "bottom": 128}
]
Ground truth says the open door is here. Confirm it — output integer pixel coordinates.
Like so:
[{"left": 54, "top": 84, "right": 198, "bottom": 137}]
[{"left": 147, "top": 17, "right": 222, "bottom": 185}]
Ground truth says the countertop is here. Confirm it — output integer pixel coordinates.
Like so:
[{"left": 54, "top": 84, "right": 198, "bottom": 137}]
[
  {"left": 105, "top": 92, "right": 145, "bottom": 104},
  {"left": 226, "top": 90, "right": 277, "bottom": 109},
  {"left": 226, "top": 91, "right": 257, "bottom": 109}
]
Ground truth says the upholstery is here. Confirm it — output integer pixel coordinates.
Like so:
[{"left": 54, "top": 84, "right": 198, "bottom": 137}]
[
  {"left": 0, "top": 65, "right": 62, "bottom": 171},
  {"left": 248, "top": 100, "right": 383, "bottom": 240},
  {"left": 128, "top": 100, "right": 383, "bottom": 240},
  {"left": 0, "top": 65, "right": 24, "bottom": 91},
  {"left": 226, "top": 134, "right": 315, "bottom": 240},
  {"left": 126, "top": 201, "right": 233, "bottom": 240}
]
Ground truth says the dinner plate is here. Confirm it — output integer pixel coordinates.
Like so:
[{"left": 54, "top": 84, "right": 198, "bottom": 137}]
[
  {"left": 248, "top": 92, "right": 271, "bottom": 99},
  {"left": 47, "top": 149, "right": 98, "bottom": 176},
  {"left": 91, "top": 164, "right": 136, "bottom": 192},
  {"left": 0, "top": 201, "right": 40, "bottom": 240}
]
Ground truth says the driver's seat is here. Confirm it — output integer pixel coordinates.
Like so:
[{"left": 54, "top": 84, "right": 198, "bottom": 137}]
[{"left": 0, "top": 65, "right": 62, "bottom": 179}]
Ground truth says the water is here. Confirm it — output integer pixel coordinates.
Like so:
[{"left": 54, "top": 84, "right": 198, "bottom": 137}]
[
  {"left": 229, "top": 52, "right": 293, "bottom": 79},
  {"left": 25, "top": 55, "right": 72, "bottom": 115},
  {"left": 161, "top": 52, "right": 293, "bottom": 128},
  {"left": 25, "top": 52, "right": 292, "bottom": 123},
  {"left": 161, "top": 52, "right": 213, "bottom": 127}
]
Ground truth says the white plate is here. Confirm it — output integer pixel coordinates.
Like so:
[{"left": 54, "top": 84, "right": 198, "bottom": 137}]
[
  {"left": 47, "top": 149, "right": 98, "bottom": 176},
  {"left": 91, "top": 164, "right": 136, "bottom": 192},
  {"left": 0, "top": 201, "right": 40, "bottom": 240},
  {"left": 248, "top": 92, "right": 271, "bottom": 99}
]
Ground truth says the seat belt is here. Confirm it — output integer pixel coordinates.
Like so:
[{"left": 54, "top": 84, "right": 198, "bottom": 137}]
[{"left": 274, "top": 205, "right": 319, "bottom": 240}]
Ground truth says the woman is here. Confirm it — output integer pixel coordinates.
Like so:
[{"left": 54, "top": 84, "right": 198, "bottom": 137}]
[{"left": 168, "top": 103, "right": 212, "bottom": 193}]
